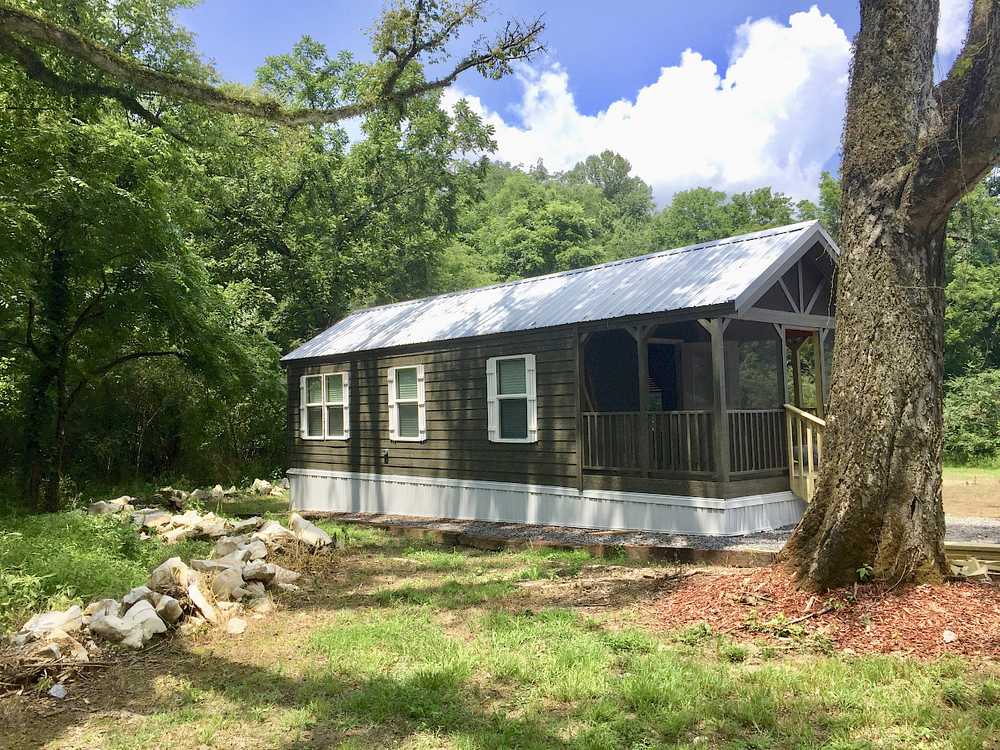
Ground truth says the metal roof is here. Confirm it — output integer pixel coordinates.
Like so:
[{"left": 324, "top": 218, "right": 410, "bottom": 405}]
[{"left": 282, "top": 220, "right": 834, "bottom": 361}]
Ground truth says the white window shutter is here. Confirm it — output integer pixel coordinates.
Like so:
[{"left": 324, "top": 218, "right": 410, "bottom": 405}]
[
  {"left": 525, "top": 354, "right": 538, "bottom": 442},
  {"left": 387, "top": 367, "right": 398, "bottom": 440},
  {"left": 341, "top": 371, "right": 351, "bottom": 440},
  {"left": 299, "top": 376, "right": 307, "bottom": 438},
  {"left": 416, "top": 364, "right": 427, "bottom": 441},
  {"left": 486, "top": 357, "right": 498, "bottom": 442}
]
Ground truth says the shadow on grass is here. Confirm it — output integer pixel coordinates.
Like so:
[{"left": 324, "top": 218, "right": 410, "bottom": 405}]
[{"left": 3, "top": 533, "right": 997, "bottom": 750}]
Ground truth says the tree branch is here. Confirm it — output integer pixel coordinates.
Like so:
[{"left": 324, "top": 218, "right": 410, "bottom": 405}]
[
  {"left": 0, "top": 4, "right": 544, "bottom": 127},
  {"left": 0, "top": 30, "right": 183, "bottom": 138},
  {"left": 910, "top": 0, "right": 1000, "bottom": 231},
  {"left": 66, "top": 349, "right": 185, "bottom": 410}
]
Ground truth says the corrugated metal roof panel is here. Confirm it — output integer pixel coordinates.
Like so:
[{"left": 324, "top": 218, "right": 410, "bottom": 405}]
[{"left": 282, "top": 221, "right": 823, "bottom": 361}]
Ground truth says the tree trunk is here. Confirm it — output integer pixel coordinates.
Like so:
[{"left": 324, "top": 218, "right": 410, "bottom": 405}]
[
  {"left": 21, "top": 367, "right": 54, "bottom": 510},
  {"left": 783, "top": 0, "right": 1000, "bottom": 589},
  {"left": 43, "top": 363, "right": 69, "bottom": 513},
  {"left": 783, "top": 215, "right": 948, "bottom": 587}
]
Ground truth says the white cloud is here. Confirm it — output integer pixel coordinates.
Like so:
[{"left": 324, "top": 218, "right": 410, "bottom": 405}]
[
  {"left": 937, "top": 0, "right": 972, "bottom": 59},
  {"left": 444, "top": 6, "right": 852, "bottom": 204}
]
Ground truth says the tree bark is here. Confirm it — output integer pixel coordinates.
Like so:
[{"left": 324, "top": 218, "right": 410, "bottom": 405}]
[{"left": 783, "top": 0, "right": 1000, "bottom": 589}]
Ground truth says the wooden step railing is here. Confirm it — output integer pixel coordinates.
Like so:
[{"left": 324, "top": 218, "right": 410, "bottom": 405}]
[{"left": 785, "top": 403, "right": 826, "bottom": 501}]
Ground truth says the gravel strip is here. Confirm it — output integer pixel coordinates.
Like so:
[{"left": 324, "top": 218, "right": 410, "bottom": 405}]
[
  {"left": 324, "top": 511, "right": 999, "bottom": 552},
  {"left": 945, "top": 515, "right": 1000, "bottom": 544}
]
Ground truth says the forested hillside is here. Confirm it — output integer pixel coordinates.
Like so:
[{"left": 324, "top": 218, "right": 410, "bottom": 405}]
[{"left": 1, "top": 1, "right": 997, "bottom": 508}]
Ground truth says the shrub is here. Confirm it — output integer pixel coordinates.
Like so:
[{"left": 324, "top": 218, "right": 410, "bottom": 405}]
[{"left": 944, "top": 370, "right": 1000, "bottom": 462}]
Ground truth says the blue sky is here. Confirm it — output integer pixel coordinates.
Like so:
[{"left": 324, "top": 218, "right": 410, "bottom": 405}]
[{"left": 176, "top": 1, "right": 971, "bottom": 202}]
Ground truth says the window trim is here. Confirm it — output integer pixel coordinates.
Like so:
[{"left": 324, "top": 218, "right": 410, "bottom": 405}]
[
  {"left": 299, "top": 372, "right": 351, "bottom": 441},
  {"left": 387, "top": 364, "right": 426, "bottom": 442},
  {"left": 486, "top": 354, "right": 537, "bottom": 443}
]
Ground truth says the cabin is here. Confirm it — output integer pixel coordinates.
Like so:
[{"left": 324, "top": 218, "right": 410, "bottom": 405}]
[{"left": 280, "top": 220, "right": 838, "bottom": 536}]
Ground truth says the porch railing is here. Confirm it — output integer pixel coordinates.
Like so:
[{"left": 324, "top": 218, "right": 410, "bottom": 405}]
[
  {"left": 581, "top": 412, "right": 644, "bottom": 472},
  {"left": 728, "top": 409, "right": 787, "bottom": 474},
  {"left": 649, "top": 411, "right": 714, "bottom": 473},
  {"left": 785, "top": 403, "right": 826, "bottom": 501},
  {"left": 581, "top": 411, "right": 713, "bottom": 475}
]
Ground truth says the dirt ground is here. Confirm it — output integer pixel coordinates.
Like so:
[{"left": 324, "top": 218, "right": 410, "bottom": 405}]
[
  {"left": 943, "top": 467, "right": 1000, "bottom": 518},
  {"left": 2, "top": 534, "right": 998, "bottom": 749}
]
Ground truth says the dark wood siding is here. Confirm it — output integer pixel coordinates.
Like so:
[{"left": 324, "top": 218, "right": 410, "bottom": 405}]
[{"left": 286, "top": 328, "right": 579, "bottom": 487}]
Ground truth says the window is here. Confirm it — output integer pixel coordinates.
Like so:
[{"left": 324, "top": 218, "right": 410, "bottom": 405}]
[
  {"left": 486, "top": 354, "right": 537, "bottom": 443},
  {"left": 388, "top": 365, "right": 426, "bottom": 441},
  {"left": 300, "top": 372, "right": 350, "bottom": 440}
]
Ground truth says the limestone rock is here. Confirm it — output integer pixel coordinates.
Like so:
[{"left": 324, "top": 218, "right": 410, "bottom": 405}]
[
  {"left": 187, "top": 581, "right": 219, "bottom": 624},
  {"left": 15, "top": 606, "right": 83, "bottom": 645},
  {"left": 231, "top": 517, "right": 263, "bottom": 534},
  {"left": 87, "top": 614, "right": 133, "bottom": 643},
  {"left": 271, "top": 564, "right": 301, "bottom": 585},
  {"left": 191, "top": 558, "right": 243, "bottom": 574},
  {"left": 211, "top": 484, "right": 225, "bottom": 498},
  {"left": 943, "top": 629, "right": 958, "bottom": 644},
  {"left": 148, "top": 557, "right": 191, "bottom": 593},
  {"left": 133, "top": 509, "right": 172, "bottom": 529},
  {"left": 243, "top": 540, "right": 268, "bottom": 561},
  {"left": 252, "top": 520, "right": 296, "bottom": 546},
  {"left": 161, "top": 526, "right": 196, "bottom": 544},
  {"left": 188, "top": 488, "right": 211, "bottom": 502},
  {"left": 171, "top": 510, "right": 202, "bottom": 528},
  {"left": 280, "top": 477, "right": 291, "bottom": 490},
  {"left": 242, "top": 561, "right": 276, "bottom": 584},
  {"left": 83, "top": 599, "right": 120, "bottom": 625},
  {"left": 225, "top": 617, "right": 247, "bottom": 635},
  {"left": 243, "top": 581, "right": 266, "bottom": 599},
  {"left": 251, "top": 478, "right": 272, "bottom": 495},
  {"left": 154, "top": 595, "right": 184, "bottom": 624},
  {"left": 289, "top": 513, "right": 333, "bottom": 548},
  {"left": 196, "top": 513, "right": 228, "bottom": 538},
  {"left": 119, "top": 600, "right": 167, "bottom": 648},
  {"left": 275, "top": 582, "right": 300, "bottom": 594},
  {"left": 213, "top": 534, "right": 250, "bottom": 558},
  {"left": 122, "top": 585, "right": 157, "bottom": 607},
  {"left": 211, "top": 568, "right": 246, "bottom": 601}
]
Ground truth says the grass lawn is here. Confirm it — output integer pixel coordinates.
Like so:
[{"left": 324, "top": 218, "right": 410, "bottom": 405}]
[
  {"left": 942, "top": 464, "right": 1000, "bottom": 518},
  {"left": 2, "top": 519, "right": 997, "bottom": 750}
]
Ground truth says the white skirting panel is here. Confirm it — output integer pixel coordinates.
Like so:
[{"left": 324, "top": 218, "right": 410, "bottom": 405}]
[{"left": 287, "top": 468, "right": 805, "bottom": 537}]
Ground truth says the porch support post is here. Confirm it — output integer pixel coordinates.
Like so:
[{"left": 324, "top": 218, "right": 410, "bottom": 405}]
[
  {"left": 707, "top": 318, "right": 730, "bottom": 483},
  {"left": 629, "top": 324, "right": 651, "bottom": 476},
  {"left": 790, "top": 338, "right": 803, "bottom": 409},
  {"left": 574, "top": 326, "right": 584, "bottom": 491},
  {"left": 814, "top": 330, "right": 827, "bottom": 418}
]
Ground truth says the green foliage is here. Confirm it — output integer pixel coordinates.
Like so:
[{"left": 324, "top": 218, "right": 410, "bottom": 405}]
[
  {"left": 0, "top": 510, "right": 211, "bottom": 632},
  {"left": 944, "top": 369, "right": 1000, "bottom": 462}
]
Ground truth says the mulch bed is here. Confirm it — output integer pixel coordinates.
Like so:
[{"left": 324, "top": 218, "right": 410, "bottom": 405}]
[{"left": 655, "top": 565, "right": 1000, "bottom": 658}]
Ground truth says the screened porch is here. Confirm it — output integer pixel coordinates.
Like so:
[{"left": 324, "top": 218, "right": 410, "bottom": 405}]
[{"left": 578, "top": 318, "right": 831, "bottom": 486}]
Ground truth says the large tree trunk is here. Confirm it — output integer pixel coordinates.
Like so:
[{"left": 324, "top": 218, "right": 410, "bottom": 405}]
[
  {"left": 784, "top": 217, "right": 948, "bottom": 586},
  {"left": 783, "top": 0, "right": 1000, "bottom": 589}
]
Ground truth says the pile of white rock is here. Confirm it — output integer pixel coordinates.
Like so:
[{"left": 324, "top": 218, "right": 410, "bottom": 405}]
[{"left": 6, "top": 512, "right": 334, "bottom": 689}]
